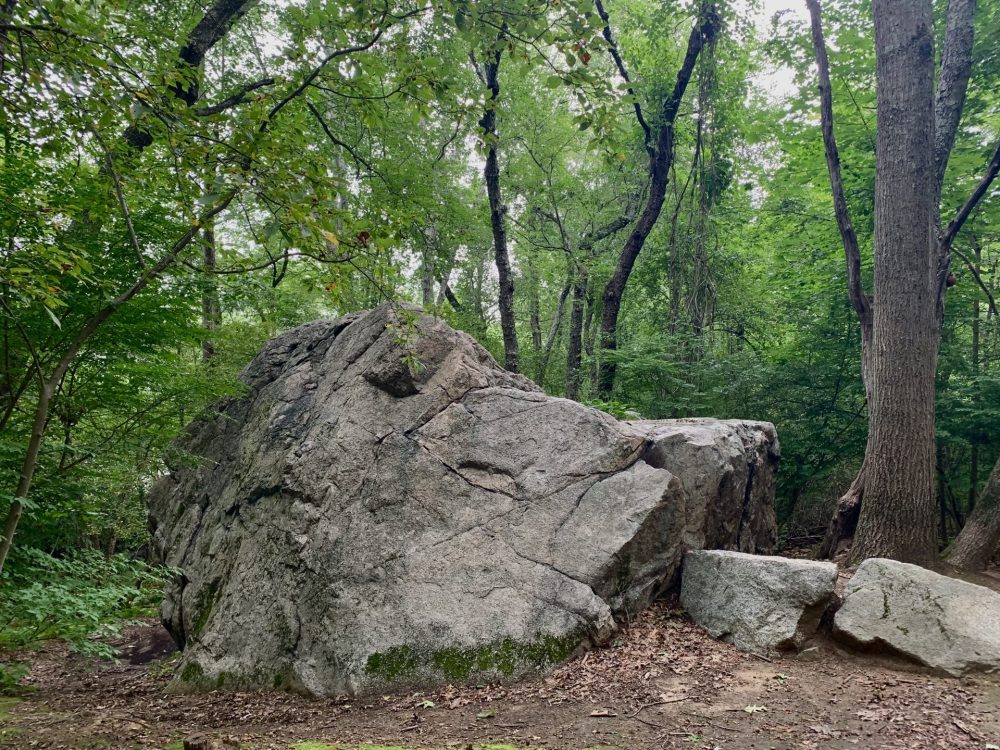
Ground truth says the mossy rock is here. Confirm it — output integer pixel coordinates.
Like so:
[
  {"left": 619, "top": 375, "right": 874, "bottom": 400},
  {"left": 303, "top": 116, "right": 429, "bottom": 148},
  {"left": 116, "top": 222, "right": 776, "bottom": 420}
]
[{"left": 365, "top": 632, "right": 584, "bottom": 685}]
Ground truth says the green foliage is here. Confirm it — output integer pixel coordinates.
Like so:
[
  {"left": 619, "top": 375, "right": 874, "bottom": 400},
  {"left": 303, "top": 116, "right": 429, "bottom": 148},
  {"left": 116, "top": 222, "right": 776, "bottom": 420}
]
[
  {"left": 0, "top": 548, "right": 171, "bottom": 658},
  {"left": 580, "top": 398, "right": 643, "bottom": 421},
  {"left": 0, "top": 666, "right": 28, "bottom": 696},
  {"left": 0, "top": 0, "right": 997, "bottom": 576}
]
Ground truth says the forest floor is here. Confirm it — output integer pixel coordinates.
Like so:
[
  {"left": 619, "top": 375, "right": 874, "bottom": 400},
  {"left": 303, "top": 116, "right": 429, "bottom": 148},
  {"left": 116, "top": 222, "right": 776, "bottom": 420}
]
[{"left": 3, "top": 595, "right": 1000, "bottom": 750}]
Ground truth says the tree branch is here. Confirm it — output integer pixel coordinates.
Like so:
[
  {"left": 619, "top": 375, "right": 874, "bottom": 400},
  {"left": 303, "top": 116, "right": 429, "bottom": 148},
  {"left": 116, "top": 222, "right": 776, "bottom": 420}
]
[
  {"left": 305, "top": 100, "right": 375, "bottom": 175},
  {"left": 952, "top": 246, "right": 998, "bottom": 316},
  {"left": 933, "top": 0, "right": 976, "bottom": 195},
  {"left": 940, "top": 140, "right": 1000, "bottom": 251},
  {"left": 594, "top": 0, "right": 652, "bottom": 155},
  {"left": 195, "top": 76, "right": 274, "bottom": 115},
  {"left": 805, "top": 0, "right": 871, "bottom": 327},
  {"left": 94, "top": 130, "right": 146, "bottom": 269}
]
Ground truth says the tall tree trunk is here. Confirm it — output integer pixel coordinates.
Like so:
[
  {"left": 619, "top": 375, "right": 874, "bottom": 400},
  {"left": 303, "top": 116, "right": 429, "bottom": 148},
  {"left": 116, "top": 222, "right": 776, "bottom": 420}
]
[
  {"left": 538, "top": 276, "right": 571, "bottom": 385},
  {"left": 969, "top": 240, "right": 982, "bottom": 512},
  {"left": 946, "top": 455, "right": 1000, "bottom": 570},
  {"left": 850, "top": 0, "right": 939, "bottom": 563},
  {"left": 596, "top": 10, "right": 715, "bottom": 397},
  {"left": 201, "top": 221, "right": 220, "bottom": 361},
  {"left": 477, "top": 43, "right": 519, "bottom": 372},
  {"left": 566, "top": 261, "right": 588, "bottom": 400}
]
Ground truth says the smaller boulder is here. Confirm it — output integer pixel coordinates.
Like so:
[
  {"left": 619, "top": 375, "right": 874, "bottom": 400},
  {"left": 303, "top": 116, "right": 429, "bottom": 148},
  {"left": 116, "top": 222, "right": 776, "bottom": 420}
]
[
  {"left": 833, "top": 558, "right": 1000, "bottom": 676},
  {"left": 681, "top": 550, "right": 837, "bottom": 654}
]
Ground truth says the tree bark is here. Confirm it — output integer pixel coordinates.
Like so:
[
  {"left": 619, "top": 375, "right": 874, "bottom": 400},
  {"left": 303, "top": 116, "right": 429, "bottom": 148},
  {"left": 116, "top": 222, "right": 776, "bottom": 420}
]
[
  {"left": 850, "top": 0, "right": 939, "bottom": 563},
  {"left": 476, "top": 43, "right": 519, "bottom": 373},
  {"left": 596, "top": 9, "right": 715, "bottom": 397},
  {"left": 201, "top": 221, "right": 220, "bottom": 361},
  {"left": 537, "top": 276, "right": 571, "bottom": 385},
  {"left": 566, "top": 262, "right": 588, "bottom": 400},
  {"left": 933, "top": 0, "right": 977, "bottom": 195},
  {"left": 946, "top": 455, "right": 1000, "bottom": 570}
]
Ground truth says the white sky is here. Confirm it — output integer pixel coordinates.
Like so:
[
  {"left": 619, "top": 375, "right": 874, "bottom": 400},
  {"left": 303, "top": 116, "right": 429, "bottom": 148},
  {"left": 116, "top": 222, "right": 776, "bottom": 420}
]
[{"left": 748, "top": 0, "right": 811, "bottom": 102}]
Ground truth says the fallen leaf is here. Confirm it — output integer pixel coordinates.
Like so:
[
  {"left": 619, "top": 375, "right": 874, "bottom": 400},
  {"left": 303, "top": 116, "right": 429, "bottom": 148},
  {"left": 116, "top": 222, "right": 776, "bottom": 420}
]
[{"left": 589, "top": 709, "right": 617, "bottom": 717}]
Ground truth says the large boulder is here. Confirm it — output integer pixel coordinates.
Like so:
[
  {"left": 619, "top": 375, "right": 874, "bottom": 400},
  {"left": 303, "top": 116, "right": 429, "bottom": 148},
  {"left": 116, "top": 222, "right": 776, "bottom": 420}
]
[
  {"left": 833, "top": 558, "right": 1000, "bottom": 675},
  {"left": 634, "top": 421, "right": 779, "bottom": 553},
  {"left": 680, "top": 550, "right": 838, "bottom": 654},
  {"left": 148, "top": 305, "right": 779, "bottom": 695}
]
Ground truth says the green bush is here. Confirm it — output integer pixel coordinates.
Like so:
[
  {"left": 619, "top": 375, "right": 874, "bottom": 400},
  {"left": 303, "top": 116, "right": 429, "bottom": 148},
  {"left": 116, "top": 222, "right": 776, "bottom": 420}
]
[{"left": 0, "top": 548, "right": 170, "bottom": 658}]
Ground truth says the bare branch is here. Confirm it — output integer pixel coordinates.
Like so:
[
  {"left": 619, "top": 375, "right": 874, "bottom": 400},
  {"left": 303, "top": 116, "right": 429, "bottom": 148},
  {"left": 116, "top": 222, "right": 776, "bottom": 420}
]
[
  {"left": 594, "top": 0, "right": 652, "bottom": 154},
  {"left": 195, "top": 76, "right": 275, "bottom": 116},
  {"left": 952, "top": 246, "right": 999, "bottom": 316},
  {"left": 805, "top": 0, "right": 871, "bottom": 326},
  {"left": 940, "top": 141, "right": 1000, "bottom": 252}
]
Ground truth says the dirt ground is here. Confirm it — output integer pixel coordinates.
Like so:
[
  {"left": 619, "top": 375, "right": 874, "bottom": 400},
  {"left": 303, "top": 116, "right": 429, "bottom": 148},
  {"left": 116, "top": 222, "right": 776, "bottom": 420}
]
[{"left": 3, "top": 598, "right": 999, "bottom": 750}]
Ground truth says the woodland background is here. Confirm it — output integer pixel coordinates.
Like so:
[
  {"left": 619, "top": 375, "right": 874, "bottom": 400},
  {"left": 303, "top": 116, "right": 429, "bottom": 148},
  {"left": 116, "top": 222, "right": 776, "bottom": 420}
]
[{"left": 0, "top": 0, "right": 998, "bottom": 650}]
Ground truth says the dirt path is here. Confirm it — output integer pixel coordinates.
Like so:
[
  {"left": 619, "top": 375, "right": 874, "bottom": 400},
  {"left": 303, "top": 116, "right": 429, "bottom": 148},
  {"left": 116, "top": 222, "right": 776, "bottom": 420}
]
[{"left": 3, "top": 602, "right": 999, "bottom": 750}]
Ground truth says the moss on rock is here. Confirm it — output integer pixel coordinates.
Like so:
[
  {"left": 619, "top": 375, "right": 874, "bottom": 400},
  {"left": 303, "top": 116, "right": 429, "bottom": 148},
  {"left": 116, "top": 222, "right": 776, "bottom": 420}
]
[{"left": 367, "top": 632, "right": 584, "bottom": 684}]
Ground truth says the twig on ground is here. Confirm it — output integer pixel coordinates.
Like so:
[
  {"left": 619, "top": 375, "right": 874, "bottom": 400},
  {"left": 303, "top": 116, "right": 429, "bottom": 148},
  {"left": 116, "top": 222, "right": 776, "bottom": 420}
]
[{"left": 627, "top": 696, "right": 691, "bottom": 717}]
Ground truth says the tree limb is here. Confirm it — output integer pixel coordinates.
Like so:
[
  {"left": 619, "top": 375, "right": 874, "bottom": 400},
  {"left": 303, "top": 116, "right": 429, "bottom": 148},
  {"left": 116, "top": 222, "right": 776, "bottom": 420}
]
[
  {"left": 95, "top": 130, "right": 146, "bottom": 269},
  {"left": 952, "top": 246, "right": 999, "bottom": 316},
  {"left": 305, "top": 100, "right": 376, "bottom": 175},
  {"left": 934, "top": 0, "right": 977, "bottom": 195},
  {"left": 172, "top": 0, "right": 260, "bottom": 105},
  {"left": 194, "top": 76, "right": 274, "bottom": 115},
  {"left": 594, "top": 0, "right": 651, "bottom": 154},
  {"left": 805, "top": 0, "right": 871, "bottom": 327},
  {"left": 940, "top": 140, "right": 1000, "bottom": 252}
]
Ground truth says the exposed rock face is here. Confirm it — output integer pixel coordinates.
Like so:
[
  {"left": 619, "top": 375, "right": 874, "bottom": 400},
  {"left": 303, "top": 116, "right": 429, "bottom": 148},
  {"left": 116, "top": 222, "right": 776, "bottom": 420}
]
[
  {"left": 680, "top": 550, "right": 837, "bottom": 654},
  {"left": 148, "top": 305, "right": 779, "bottom": 695},
  {"left": 636, "top": 421, "right": 779, "bottom": 553},
  {"left": 833, "top": 558, "right": 1000, "bottom": 675}
]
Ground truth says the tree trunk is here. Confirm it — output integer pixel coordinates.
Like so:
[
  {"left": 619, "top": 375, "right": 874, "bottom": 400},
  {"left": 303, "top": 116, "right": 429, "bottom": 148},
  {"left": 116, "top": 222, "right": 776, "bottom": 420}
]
[
  {"left": 946, "top": 455, "right": 1000, "bottom": 570},
  {"left": 201, "top": 222, "right": 220, "bottom": 361},
  {"left": 566, "top": 262, "right": 587, "bottom": 400},
  {"left": 528, "top": 261, "right": 542, "bottom": 359},
  {"left": 477, "top": 44, "right": 519, "bottom": 373},
  {"left": 538, "top": 276, "right": 571, "bottom": 385},
  {"left": 817, "top": 322, "right": 873, "bottom": 558},
  {"left": 969, "top": 240, "right": 981, "bottom": 512},
  {"left": 806, "top": 0, "right": 988, "bottom": 554},
  {"left": 850, "top": 0, "right": 939, "bottom": 563},
  {"left": 596, "top": 11, "right": 714, "bottom": 397}
]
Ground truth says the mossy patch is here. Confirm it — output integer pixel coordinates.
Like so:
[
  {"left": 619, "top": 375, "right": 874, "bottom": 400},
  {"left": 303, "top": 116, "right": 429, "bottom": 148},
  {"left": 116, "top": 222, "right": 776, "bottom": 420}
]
[
  {"left": 191, "top": 579, "right": 222, "bottom": 637},
  {"left": 179, "top": 660, "right": 204, "bottom": 684},
  {"left": 366, "top": 633, "right": 583, "bottom": 683},
  {"left": 365, "top": 645, "right": 418, "bottom": 681},
  {"left": 0, "top": 698, "right": 19, "bottom": 721}
]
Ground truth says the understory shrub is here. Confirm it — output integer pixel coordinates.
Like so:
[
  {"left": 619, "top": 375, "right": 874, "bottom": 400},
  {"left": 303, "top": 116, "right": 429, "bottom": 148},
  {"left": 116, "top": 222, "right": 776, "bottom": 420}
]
[{"left": 0, "top": 547, "right": 170, "bottom": 658}]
